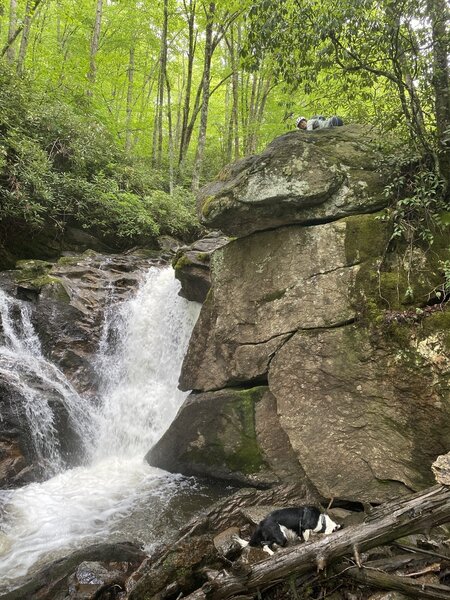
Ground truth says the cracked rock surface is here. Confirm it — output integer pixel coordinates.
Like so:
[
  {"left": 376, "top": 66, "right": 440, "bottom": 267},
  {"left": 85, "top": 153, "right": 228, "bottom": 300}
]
[{"left": 149, "top": 127, "right": 450, "bottom": 503}]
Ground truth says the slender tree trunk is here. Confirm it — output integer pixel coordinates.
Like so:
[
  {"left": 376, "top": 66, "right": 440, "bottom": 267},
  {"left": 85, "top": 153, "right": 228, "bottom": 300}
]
[
  {"left": 427, "top": 0, "right": 450, "bottom": 190},
  {"left": 180, "top": 81, "right": 202, "bottom": 168},
  {"left": 152, "top": 0, "right": 168, "bottom": 166},
  {"left": 226, "top": 24, "right": 239, "bottom": 161},
  {"left": 87, "top": 0, "right": 103, "bottom": 95},
  {"left": 158, "top": 0, "right": 168, "bottom": 164},
  {"left": 166, "top": 73, "right": 174, "bottom": 194},
  {"left": 17, "top": 0, "right": 33, "bottom": 74},
  {"left": 178, "top": 0, "right": 197, "bottom": 167},
  {"left": 0, "top": 1, "right": 5, "bottom": 37},
  {"left": 225, "top": 78, "right": 232, "bottom": 163},
  {"left": 244, "top": 73, "right": 258, "bottom": 154},
  {"left": 6, "top": 0, "right": 17, "bottom": 63},
  {"left": 125, "top": 43, "right": 135, "bottom": 155},
  {"left": 191, "top": 2, "right": 215, "bottom": 192}
]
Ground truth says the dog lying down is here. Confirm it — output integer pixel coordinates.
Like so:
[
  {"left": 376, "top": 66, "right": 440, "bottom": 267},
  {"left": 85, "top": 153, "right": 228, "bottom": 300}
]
[{"left": 234, "top": 506, "right": 341, "bottom": 556}]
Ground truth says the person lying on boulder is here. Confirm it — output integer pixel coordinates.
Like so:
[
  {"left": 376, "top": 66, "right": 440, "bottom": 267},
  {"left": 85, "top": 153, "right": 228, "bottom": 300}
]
[{"left": 296, "top": 115, "right": 343, "bottom": 130}]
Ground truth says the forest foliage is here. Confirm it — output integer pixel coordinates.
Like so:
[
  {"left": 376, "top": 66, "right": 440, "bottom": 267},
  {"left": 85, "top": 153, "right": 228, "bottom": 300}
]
[{"left": 0, "top": 0, "right": 448, "bottom": 253}]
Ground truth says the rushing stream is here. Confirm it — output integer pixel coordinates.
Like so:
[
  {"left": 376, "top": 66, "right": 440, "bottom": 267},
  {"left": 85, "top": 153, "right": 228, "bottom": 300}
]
[{"left": 0, "top": 266, "right": 216, "bottom": 592}]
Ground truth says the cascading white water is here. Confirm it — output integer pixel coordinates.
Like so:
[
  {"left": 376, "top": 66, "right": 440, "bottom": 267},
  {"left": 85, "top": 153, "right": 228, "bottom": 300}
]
[
  {"left": 0, "top": 290, "right": 94, "bottom": 473},
  {"left": 91, "top": 267, "right": 200, "bottom": 459},
  {"left": 0, "top": 266, "right": 202, "bottom": 591}
]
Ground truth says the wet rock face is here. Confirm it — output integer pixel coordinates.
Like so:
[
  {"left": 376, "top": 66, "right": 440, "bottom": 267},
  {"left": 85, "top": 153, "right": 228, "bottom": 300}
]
[
  {"left": 0, "top": 251, "right": 164, "bottom": 488},
  {"left": 15, "top": 252, "right": 163, "bottom": 396},
  {"left": 198, "top": 125, "right": 386, "bottom": 237}
]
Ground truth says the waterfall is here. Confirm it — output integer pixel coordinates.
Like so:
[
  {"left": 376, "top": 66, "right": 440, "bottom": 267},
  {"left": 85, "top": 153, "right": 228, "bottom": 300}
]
[
  {"left": 0, "top": 290, "right": 94, "bottom": 474},
  {"left": 0, "top": 266, "right": 201, "bottom": 590},
  {"left": 90, "top": 266, "right": 200, "bottom": 459}
]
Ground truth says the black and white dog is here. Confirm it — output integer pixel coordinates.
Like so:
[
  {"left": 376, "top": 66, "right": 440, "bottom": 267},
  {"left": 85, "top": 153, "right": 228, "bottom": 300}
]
[{"left": 235, "top": 506, "right": 341, "bottom": 555}]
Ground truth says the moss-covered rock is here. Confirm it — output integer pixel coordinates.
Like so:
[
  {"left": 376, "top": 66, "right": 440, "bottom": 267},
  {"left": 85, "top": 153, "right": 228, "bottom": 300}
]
[
  {"left": 147, "top": 387, "right": 269, "bottom": 485},
  {"left": 173, "top": 207, "right": 450, "bottom": 502},
  {"left": 197, "top": 125, "right": 387, "bottom": 237},
  {"left": 148, "top": 385, "right": 316, "bottom": 489}
]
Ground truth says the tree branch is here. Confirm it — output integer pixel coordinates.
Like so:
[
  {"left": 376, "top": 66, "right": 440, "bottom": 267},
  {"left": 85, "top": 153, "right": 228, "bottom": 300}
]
[
  {"left": 344, "top": 566, "right": 450, "bottom": 599},
  {"left": 183, "top": 486, "right": 450, "bottom": 600}
]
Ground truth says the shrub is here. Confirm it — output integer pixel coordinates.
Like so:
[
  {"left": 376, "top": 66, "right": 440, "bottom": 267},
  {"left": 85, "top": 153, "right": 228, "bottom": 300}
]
[{"left": 0, "top": 65, "right": 199, "bottom": 252}]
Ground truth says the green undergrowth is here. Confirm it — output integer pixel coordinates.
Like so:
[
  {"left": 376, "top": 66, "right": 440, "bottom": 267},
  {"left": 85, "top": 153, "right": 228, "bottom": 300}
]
[{"left": 0, "top": 66, "right": 199, "bottom": 255}]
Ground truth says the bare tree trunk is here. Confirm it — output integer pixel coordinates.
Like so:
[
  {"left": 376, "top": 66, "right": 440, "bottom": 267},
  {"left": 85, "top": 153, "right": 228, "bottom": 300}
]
[
  {"left": 152, "top": 0, "right": 168, "bottom": 166},
  {"left": 244, "top": 73, "right": 258, "bottom": 154},
  {"left": 87, "top": 0, "right": 103, "bottom": 94},
  {"left": 166, "top": 73, "right": 174, "bottom": 195},
  {"left": 191, "top": 2, "right": 215, "bottom": 192},
  {"left": 225, "top": 24, "right": 239, "bottom": 161},
  {"left": 6, "top": 0, "right": 17, "bottom": 63},
  {"left": 224, "top": 78, "right": 232, "bottom": 164},
  {"left": 427, "top": 0, "right": 450, "bottom": 190},
  {"left": 0, "top": 1, "right": 5, "bottom": 37},
  {"left": 178, "top": 0, "right": 197, "bottom": 167},
  {"left": 17, "top": 0, "right": 33, "bottom": 74},
  {"left": 125, "top": 43, "right": 135, "bottom": 155}
]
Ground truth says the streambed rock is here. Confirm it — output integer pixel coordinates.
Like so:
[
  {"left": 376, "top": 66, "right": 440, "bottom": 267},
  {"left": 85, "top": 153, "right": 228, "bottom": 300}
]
[{"left": 148, "top": 386, "right": 312, "bottom": 488}]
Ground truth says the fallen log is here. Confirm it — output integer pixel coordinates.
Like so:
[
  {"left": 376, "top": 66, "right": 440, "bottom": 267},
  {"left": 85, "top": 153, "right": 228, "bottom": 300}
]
[
  {"left": 183, "top": 485, "right": 450, "bottom": 600},
  {"left": 344, "top": 566, "right": 450, "bottom": 599}
]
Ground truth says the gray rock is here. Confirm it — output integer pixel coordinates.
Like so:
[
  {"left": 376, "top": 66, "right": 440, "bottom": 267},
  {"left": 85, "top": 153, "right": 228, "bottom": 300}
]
[
  {"left": 269, "top": 323, "right": 450, "bottom": 502},
  {"left": 173, "top": 232, "right": 229, "bottom": 303},
  {"left": 198, "top": 125, "right": 386, "bottom": 237},
  {"left": 179, "top": 221, "right": 359, "bottom": 392},
  {"left": 148, "top": 386, "right": 315, "bottom": 489}
]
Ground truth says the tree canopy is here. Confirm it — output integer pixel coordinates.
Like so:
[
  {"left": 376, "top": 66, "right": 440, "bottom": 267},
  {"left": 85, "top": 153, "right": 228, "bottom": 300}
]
[{"left": 0, "top": 0, "right": 448, "bottom": 252}]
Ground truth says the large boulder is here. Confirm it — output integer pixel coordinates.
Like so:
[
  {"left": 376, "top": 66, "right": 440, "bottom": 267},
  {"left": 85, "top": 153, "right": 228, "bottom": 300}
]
[
  {"left": 148, "top": 386, "right": 313, "bottom": 488},
  {"left": 198, "top": 125, "right": 386, "bottom": 237},
  {"left": 179, "top": 218, "right": 378, "bottom": 393},
  {"left": 150, "top": 191, "right": 450, "bottom": 501},
  {"left": 270, "top": 323, "right": 450, "bottom": 501}
]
